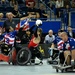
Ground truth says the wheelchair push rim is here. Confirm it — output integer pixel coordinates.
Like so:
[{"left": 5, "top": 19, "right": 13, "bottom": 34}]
[{"left": 16, "top": 47, "right": 31, "bottom": 66}]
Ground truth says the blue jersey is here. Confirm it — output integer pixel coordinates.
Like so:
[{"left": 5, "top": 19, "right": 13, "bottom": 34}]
[
  {"left": 0, "top": 34, "right": 4, "bottom": 41},
  {"left": 53, "top": 36, "right": 64, "bottom": 50},
  {"left": 1, "top": 30, "right": 17, "bottom": 45},
  {"left": 53, "top": 36, "right": 61, "bottom": 44},
  {"left": 63, "top": 37, "right": 75, "bottom": 50}
]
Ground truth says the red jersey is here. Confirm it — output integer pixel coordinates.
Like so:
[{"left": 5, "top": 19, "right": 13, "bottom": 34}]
[{"left": 28, "top": 37, "right": 38, "bottom": 48}]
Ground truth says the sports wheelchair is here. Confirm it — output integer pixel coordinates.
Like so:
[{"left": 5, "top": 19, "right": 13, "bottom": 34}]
[
  {"left": 0, "top": 39, "right": 43, "bottom": 66},
  {"left": 49, "top": 48, "right": 75, "bottom": 72},
  {"left": 47, "top": 48, "right": 59, "bottom": 65},
  {"left": 0, "top": 42, "right": 31, "bottom": 66},
  {"left": 0, "top": 19, "right": 43, "bottom": 66}
]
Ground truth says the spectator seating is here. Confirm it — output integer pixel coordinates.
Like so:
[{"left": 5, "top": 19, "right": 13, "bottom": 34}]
[
  {"left": 5, "top": 6, "right": 13, "bottom": 12},
  {"left": 0, "top": 6, "right": 5, "bottom": 12}
]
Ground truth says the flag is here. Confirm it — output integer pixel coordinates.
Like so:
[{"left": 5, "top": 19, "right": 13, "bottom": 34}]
[{"left": 15, "top": 19, "right": 30, "bottom": 31}]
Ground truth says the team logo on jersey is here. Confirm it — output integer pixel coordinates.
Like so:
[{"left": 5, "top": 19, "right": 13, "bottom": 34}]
[{"left": 66, "top": 43, "right": 70, "bottom": 50}]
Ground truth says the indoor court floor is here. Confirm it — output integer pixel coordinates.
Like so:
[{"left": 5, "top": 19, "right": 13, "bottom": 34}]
[{"left": 0, "top": 59, "right": 75, "bottom": 75}]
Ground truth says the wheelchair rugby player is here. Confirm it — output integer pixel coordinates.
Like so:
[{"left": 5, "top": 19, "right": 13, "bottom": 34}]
[{"left": 52, "top": 32, "right": 75, "bottom": 72}]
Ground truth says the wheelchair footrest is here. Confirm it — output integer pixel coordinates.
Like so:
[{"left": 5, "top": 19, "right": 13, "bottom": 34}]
[{"left": 47, "top": 60, "right": 58, "bottom": 65}]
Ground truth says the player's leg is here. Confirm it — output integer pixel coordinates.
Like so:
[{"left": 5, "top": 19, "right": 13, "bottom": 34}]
[
  {"left": 59, "top": 51, "right": 65, "bottom": 64},
  {"left": 29, "top": 47, "right": 36, "bottom": 64},
  {"left": 36, "top": 49, "right": 43, "bottom": 64},
  {"left": 64, "top": 50, "right": 71, "bottom": 65},
  {"left": 71, "top": 50, "right": 75, "bottom": 65}
]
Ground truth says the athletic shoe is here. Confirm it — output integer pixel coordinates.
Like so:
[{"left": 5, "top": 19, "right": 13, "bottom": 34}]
[{"left": 31, "top": 63, "right": 35, "bottom": 66}]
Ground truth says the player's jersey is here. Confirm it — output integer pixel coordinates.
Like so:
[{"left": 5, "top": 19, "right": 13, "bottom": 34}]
[
  {"left": 28, "top": 36, "right": 38, "bottom": 48},
  {"left": 63, "top": 37, "right": 75, "bottom": 50},
  {"left": 2, "top": 31, "right": 17, "bottom": 46},
  {"left": 53, "top": 36, "right": 64, "bottom": 50}
]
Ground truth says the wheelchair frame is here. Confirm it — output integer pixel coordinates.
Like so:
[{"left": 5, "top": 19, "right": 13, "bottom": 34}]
[
  {"left": 52, "top": 50, "right": 75, "bottom": 72},
  {"left": 47, "top": 48, "right": 59, "bottom": 65},
  {"left": 0, "top": 43, "right": 31, "bottom": 66}
]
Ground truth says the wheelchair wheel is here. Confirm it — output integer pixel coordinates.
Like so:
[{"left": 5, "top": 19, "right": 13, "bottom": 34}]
[{"left": 16, "top": 47, "right": 31, "bottom": 66}]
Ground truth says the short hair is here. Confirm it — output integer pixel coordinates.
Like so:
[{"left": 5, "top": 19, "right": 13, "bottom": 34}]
[
  {"left": 58, "top": 29, "right": 64, "bottom": 33},
  {"left": 6, "top": 12, "right": 13, "bottom": 17},
  {"left": 37, "top": 28, "right": 42, "bottom": 33},
  {"left": 48, "top": 30, "right": 53, "bottom": 33},
  {"left": 0, "top": 13, "right": 3, "bottom": 16}
]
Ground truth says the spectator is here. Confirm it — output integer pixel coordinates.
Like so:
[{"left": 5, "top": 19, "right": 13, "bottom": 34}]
[
  {"left": 44, "top": 30, "right": 55, "bottom": 44},
  {"left": 71, "top": 0, "right": 75, "bottom": 8},
  {"left": 56, "top": 0, "right": 63, "bottom": 8},
  {"left": 3, "top": 12, "right": 20, "bottom": 32},
  {"left": 27, "top": 1, "right": 40, "bottom": 19},
  {"left": 48, "top": 0, "right": 56, "bottom": 10},
  {"left": 0, "top": 0, "right": 9, "bottom": 4},
  {"left": 64, "top": 0, "right": 71, "bottom": 8},
  {"left": 10, "top": 0, "right": 18, "bottom": 7},
  {"left": 63, "top": 4, "right": 70, "bottom": 27},
  {"left": 25, "top": 0, "right": 35, "bottom": 8},
  {"left": 0, "top": 13, "right": 4, "bottom": 21},
  {"left": 38, "top": 3, "right": 48, "bottom": 20},
  {"left": 55, "top": 0, "right": 64, "bottom": 17},
  {"left": 67, "top": 26, "right": 75, "bottom": 38},
  {"left": 12, "top": 4, "right": 22, "bottom": 18},
  {"left": 3, "top": 12, "right": 30, "bottom": 32}
]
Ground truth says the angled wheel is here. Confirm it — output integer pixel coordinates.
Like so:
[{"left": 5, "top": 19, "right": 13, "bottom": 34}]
[{"left": 16, "top": 47, "right": 31, "bottom": 66}]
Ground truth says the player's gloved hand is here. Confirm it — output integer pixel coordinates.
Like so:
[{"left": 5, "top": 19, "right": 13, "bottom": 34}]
[
  {"left": 48, "top": 47, "right": 56, "bottom": 50},
  {"left": 49, "top": 48, "right": 53, "bottom": 50}
]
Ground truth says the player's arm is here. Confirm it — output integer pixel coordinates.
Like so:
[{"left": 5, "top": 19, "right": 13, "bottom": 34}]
[
  {"left": 50, "top": 38, "right": 57, "bottom": 48},
  {"left": 51, "top": 43, "right": 55, "bottom": 48},
  {"left": 34, "top": 26, "right": 39, "bottom": 37},
  {"left": 29, "top": 25, "right": 36, "bottom": 34}
]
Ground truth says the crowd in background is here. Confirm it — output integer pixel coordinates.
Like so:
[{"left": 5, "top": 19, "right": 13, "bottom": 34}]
[
  {"left": 0, "top": 0, "right": 75, "bottom": 19},
  {"left": 0, "top": 0, "right": 48, "bottom": 19},
  {"left": 0, "top": 0, "right": 75, "bottom": 44}
]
